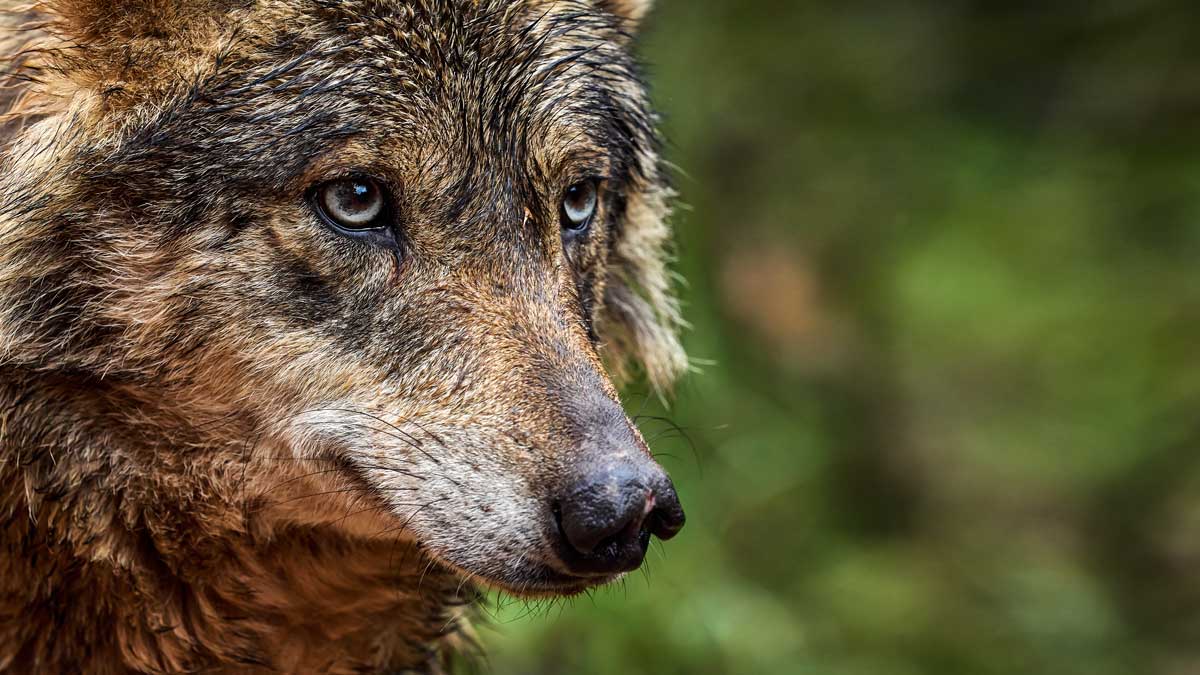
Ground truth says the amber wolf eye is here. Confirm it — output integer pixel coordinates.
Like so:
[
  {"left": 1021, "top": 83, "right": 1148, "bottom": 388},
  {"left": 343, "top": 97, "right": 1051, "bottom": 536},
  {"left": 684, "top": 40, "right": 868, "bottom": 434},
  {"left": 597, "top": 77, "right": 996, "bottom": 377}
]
[
  {"left": 560, "top": 179, "right": 600, "bottom": 234},
  {"left": 310, "top": 177, "right": 397, "bottom": 240}
]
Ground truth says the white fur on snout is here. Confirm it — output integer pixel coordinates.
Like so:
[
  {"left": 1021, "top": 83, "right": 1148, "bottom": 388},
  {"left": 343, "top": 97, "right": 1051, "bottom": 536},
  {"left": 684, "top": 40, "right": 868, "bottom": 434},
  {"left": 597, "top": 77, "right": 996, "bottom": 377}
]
[{"left": 273, "top": 402, "right": 561, "bottom": 591}]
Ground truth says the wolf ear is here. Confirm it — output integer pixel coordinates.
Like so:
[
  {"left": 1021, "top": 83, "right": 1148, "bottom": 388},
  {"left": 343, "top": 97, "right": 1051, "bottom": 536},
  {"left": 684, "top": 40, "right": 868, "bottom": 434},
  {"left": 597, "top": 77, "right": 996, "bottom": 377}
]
[{"left": 599, "top": 0, "right": 655, "bottom": 29}]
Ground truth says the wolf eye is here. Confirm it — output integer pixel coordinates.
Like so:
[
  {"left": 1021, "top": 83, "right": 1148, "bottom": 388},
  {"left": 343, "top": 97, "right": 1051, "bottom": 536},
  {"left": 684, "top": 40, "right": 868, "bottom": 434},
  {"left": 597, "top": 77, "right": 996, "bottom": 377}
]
[
  {"left": 561, "top": 179, "right": 599, "bottom": 233},
  {"left": 313, "top": 177, "right": 388, "bottom": 231}
]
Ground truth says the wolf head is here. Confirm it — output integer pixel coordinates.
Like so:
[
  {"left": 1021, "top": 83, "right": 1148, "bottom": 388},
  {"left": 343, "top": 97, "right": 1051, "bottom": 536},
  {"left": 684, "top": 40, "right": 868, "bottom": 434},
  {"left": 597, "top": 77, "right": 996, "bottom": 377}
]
[{"left": 0, "top": 0, "right": 685, "bottom": 595}]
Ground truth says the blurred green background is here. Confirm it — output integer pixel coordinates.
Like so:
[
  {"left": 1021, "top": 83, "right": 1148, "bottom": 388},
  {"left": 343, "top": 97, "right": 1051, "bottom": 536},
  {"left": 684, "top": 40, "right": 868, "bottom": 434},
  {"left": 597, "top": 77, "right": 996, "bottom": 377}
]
[{"left": 483, "top": 2, "right": 1200, "bottom": 673}]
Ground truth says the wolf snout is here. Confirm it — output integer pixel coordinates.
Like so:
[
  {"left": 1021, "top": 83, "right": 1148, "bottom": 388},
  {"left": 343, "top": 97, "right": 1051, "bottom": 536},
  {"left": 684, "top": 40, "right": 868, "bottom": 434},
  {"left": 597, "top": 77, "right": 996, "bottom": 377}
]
[{"left": 552, "top": 463, "right": 685, "bottom": 576}]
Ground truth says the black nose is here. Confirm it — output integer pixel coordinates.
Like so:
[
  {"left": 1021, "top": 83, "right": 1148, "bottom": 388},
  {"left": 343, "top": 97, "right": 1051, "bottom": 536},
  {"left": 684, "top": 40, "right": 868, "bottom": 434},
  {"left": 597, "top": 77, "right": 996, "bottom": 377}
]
[{"left": 554, "top": 464, "right": 686, "bottom": 576}]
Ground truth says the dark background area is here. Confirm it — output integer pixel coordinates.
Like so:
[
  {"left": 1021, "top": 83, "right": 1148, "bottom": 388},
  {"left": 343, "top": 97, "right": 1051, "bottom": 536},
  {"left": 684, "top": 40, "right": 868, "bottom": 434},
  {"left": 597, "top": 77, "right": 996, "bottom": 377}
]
[{"left": 483, "top": 2, "right": 1200, "bottom": 673}]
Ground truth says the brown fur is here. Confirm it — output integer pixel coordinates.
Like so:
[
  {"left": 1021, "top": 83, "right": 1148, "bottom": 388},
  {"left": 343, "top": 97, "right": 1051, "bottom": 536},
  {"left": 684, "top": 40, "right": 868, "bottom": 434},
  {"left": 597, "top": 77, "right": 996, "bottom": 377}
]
[{"left": 0, "top": 0, "right": 684, "bottom": 672}]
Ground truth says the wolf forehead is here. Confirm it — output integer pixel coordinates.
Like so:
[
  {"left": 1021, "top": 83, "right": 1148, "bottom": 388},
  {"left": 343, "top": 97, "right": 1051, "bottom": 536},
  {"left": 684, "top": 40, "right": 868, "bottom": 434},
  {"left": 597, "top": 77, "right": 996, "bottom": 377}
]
[
  {"left": 60, "top": 0, "right": 659, "bottom": 200},
  {"left": 2, "top": 0, "right": 686, "bottom": 391}
]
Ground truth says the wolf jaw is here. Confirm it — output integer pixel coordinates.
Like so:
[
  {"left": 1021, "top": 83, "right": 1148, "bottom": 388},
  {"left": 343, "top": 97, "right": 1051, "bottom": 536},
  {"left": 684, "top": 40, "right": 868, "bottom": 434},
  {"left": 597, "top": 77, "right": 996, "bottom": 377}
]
[{"left": 0, "top": 0, "right": 686, "bottom": 672}]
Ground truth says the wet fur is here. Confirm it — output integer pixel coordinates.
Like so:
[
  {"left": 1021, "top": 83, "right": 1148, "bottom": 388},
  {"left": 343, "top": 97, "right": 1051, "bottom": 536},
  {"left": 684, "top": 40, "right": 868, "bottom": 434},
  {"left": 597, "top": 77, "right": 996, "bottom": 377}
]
[{"left": 0, "top": 0, "right": 683, "bottom": 672}]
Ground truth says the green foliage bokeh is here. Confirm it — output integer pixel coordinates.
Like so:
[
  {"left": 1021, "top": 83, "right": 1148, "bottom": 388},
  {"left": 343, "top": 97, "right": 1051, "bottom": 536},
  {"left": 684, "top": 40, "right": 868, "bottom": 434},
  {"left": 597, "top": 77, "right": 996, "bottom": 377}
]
[{"left": 483, "top": 2, "right": 1200, "bottom": 673}]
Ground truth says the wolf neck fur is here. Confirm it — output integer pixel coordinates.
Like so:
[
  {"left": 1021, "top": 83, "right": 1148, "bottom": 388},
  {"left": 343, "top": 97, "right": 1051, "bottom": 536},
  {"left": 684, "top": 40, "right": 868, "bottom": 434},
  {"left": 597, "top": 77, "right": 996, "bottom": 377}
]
[{"left": 0, "top": 366, "right": 469, "bottom": 674}]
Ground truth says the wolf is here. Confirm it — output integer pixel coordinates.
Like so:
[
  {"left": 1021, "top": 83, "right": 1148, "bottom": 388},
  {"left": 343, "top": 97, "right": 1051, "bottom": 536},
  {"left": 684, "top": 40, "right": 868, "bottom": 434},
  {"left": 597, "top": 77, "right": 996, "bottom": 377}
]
[{"left": 0, "top": 0, "right": 688, "bottom": 672}]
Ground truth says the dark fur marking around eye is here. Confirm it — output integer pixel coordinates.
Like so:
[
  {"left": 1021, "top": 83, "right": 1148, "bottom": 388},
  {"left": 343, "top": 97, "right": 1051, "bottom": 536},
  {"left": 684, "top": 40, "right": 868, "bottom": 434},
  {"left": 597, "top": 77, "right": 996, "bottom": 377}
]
[
  {"left": 265, "top": 242, "right": 340, "bottom": 329},
  {"left": 212, "top": 212, "right": 254, "bottom": 250},
  {"left": 577, "top": 270, "right": 600, "bottom": 342}
]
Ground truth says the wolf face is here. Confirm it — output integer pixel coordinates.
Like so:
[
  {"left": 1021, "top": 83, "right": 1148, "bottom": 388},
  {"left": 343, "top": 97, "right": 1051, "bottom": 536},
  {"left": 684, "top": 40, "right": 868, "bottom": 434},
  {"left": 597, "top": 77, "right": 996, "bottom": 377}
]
[{"left": 0, "top": 0, "right": 685, "bottom": 600}]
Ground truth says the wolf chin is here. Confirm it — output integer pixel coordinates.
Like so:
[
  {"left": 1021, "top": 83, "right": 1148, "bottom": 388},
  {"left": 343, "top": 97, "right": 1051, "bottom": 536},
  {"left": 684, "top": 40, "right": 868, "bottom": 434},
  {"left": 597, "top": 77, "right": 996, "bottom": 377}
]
[{"left": 0, "top": 0, "right": 688, "bottom": 672}]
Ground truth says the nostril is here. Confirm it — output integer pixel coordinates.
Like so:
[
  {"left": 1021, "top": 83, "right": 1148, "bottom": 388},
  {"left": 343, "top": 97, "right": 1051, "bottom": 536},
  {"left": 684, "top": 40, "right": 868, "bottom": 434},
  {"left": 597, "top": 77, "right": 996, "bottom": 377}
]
[
  {"left": 555, "top": 485, "right": 649, "bottom": 556},
  {"left": 646, "top": 482, "right": 686, "bottom": 541}
]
